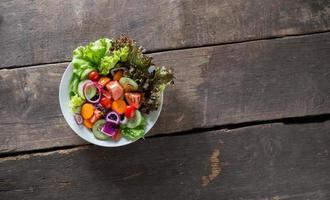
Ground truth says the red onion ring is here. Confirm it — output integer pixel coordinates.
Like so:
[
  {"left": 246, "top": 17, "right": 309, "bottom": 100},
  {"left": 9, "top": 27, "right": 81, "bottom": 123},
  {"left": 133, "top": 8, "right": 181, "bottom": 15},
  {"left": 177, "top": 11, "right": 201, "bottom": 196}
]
[
  {"left": 74, "top": 114, "right": 83, "bottom": 125},
  {"left": 105, "top": 111, "right": 120, "bottom": 125},
  {"left": 83, "top": 82, "right": 102, "bottom": 104},
  {"left": 101, "top": 123, "right": 117, "bottom": 136}
]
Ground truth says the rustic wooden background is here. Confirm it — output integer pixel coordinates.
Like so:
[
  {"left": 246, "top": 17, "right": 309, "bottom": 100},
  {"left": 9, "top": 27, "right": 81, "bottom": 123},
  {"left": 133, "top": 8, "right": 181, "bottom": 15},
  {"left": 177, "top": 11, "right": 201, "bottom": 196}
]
[{"left": 0, "top": 0, "right": 330, "bottom": 199}]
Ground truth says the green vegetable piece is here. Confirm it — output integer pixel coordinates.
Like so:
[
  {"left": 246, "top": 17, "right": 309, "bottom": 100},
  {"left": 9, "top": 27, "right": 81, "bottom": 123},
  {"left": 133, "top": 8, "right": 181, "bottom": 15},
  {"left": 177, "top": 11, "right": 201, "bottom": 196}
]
[
  {"left": 120, "top": 112, "right": 146, "bottom": 141},
  {"left": 80, "top": 38, "right": 112, "bottom": 65},
  {"left": 98, "top": 46, "right": 130, "bottom": 75},
  {"left": 69, "top": 74, "right": 80, "bottom": 97},
  {"left": 119, "top": 77, "right": 138, "bottom": 91},
  {"left": 92, "top": 120, "right": 109, "bottom": 140},
  {"left": 69, "top": 38, "right": 112, "bottom": 105},
  {"left": 115, "top": 46, "right": 130, "bottom": 62},
  {"left": 99, "top": 55, "right": 120, "bottom": 75},
  {"left": 70, "top": 106, "right": 81, "bottom": 114},
  {"left": 70, "top": 94, "right": 85, "bottom": 107},
  {"left": 126, "top": 110, "right": 142, "bottom": 128},
  {"left": 121, "top": 127, "right": 145, "bottom": 141},
  {"left": 80, "top": 68, "right": 95, "bottom": 79},
  {"left": 70, "top": 94, "right": 85, "bottom": 113}
]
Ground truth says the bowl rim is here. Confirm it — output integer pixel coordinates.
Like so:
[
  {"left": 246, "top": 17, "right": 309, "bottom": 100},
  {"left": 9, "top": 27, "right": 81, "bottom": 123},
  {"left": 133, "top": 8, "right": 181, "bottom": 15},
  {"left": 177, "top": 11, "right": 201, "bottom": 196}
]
[{"left": 59, "top": 62, "right": 163, "bottom": 147}]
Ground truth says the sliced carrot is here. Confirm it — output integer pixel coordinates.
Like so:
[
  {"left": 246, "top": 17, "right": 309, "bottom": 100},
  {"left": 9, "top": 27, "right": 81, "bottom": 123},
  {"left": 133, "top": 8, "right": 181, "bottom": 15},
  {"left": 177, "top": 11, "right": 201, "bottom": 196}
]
[
  {"left": 113, "top": 70, "right": 123, "bottom": 81},
  {"left": 98, "top": 77, "right": 111, "bottom": 87},
  {"left": 112, "top": 99, "right": 126, "bottom": 114},
  {"left": 81, "top": 103, "right": 94, "bottom": 119},
  {"left": 83, "top": 119, "right": 93, "bottom": 129}
]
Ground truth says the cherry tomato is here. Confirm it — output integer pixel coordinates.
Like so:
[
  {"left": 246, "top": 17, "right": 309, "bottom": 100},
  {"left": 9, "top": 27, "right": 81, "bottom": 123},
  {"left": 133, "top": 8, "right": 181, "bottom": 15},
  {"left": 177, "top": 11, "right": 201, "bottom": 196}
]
[
  {"left": 98, "top": 77, "right": 111, "bottom": 87},
  {"left": 100, "top": 97, "right": 112, "bottom": 109},
  {"left": 125, "top": 105, "right": 136, "bottom": 118},
  {"left": 88, "top": 71, "right": 100, "bottom": 81}
]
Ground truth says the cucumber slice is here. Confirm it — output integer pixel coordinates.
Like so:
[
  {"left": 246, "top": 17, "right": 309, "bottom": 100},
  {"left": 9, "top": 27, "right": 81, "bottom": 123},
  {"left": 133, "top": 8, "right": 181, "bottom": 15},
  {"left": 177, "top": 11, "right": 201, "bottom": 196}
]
[
  {"left": 92, "top": 119, "right": 109, "bottom": 140},
  {"left": 126, "top": 110, "right": 142, "bottom": 128},
  {"left": 80, "top": 68, "right": 95, "bottom": 79},
  {"left": 119, "top": 77, "right": 138, "bottom": 91},
  {"left": 84, "top": 85, "right": 97, "bottom": 99},
  {"left": 77, "top": 80, "right": 92, "bottom": 98}
]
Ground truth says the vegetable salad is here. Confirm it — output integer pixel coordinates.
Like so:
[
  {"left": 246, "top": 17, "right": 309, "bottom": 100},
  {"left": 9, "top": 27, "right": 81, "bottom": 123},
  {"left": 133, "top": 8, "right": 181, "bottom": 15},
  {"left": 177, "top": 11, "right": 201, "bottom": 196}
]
[{"left": 69, "top": 36, "right": 174, "bottom": 141}]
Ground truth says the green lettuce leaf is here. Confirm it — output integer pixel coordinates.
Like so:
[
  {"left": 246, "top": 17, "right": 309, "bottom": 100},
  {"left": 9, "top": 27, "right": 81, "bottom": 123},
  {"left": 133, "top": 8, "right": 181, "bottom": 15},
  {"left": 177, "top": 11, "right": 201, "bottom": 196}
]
[
  {"left": 98, "top": 46, "right": 130, "bottom": 75},
  {"left": 115, "top": 46, "right": 130, "bottom": 62},
  {"left": 70, "top": 94, "right": 85, "bottom": 107},
  {"left": 70, "top": 94, "right": 85, "bottom": 113},
  {"left": 69, "top": 74, "right": 80, "bottom": 97},
  {"left": 73, "top": 38, "right": 112, "bottom": 65},
  {"left": 99, "top": 55, "right": 119, "bottom": 75},
  {"left": 70, "top": 38, "right": 112, "bottom": 100},
  {"left": 83, "top": 38, "right": 111, "bottom": 65}
]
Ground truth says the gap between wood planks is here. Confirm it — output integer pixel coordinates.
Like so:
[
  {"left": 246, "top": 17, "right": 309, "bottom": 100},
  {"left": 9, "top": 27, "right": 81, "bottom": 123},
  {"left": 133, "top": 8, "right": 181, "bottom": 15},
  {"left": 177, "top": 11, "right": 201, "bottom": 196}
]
[
  {"left": 1, "top": 30, "right": 330, "bottom": 71},
  {"left": 0, "top": 113, "right": 329, "bottom": 160}
]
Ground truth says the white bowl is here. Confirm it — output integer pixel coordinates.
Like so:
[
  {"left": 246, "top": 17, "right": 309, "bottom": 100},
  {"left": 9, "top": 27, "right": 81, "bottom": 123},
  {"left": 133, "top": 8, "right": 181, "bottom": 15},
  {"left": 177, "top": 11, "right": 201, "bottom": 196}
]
[{"left": 59, "top": 63, "right": 163, "bottom": 147}]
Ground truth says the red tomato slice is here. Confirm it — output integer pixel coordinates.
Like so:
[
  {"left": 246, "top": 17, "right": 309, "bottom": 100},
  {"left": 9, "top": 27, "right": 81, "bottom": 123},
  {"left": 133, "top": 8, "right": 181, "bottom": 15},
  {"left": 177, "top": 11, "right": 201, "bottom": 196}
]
[
  {"left": 125, "top": 105, "right": 136, "bottom": 118},
  {"left": 100, "top": 97, "right": 112, "bottom": 109},
  {"left": 125, "top": 93, "right": 142, "bottom": 109}
]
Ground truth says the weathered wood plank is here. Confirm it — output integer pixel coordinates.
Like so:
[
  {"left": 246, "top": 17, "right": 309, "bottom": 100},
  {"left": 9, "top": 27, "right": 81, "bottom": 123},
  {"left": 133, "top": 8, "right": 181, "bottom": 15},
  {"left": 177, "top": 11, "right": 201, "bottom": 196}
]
[
  {"left": 0, "top": 122, "right": 329, "bottom": 200},
  {"left": 1, "top": 32, "right": 330, "bottom": 153},
  {"left": 1, "top": 0, "right": 330, "bottom": 68}
]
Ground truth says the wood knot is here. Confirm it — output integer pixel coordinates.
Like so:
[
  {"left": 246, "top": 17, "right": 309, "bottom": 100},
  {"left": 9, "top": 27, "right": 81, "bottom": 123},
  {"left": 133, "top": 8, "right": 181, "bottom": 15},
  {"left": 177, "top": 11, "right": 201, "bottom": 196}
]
[{"left": 202, "top": 149, "right": 221, "bottom": 186}]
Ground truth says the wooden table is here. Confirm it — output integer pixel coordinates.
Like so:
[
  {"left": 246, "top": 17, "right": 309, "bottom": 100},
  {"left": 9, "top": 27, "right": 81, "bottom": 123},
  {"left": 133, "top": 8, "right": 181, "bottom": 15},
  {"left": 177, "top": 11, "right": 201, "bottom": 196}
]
[{"left": 1, "top": 1, "right": 330, "bottom": 199}]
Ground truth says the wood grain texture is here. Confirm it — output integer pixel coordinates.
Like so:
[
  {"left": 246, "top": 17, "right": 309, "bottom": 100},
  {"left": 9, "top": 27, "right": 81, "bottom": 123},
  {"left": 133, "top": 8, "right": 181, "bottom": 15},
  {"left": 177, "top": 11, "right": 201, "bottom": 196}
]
[
  {"left": 1, "top": 32, "right": 330, "bottom": 153},
  {"left": 1, "top": 0, "right": 330, "bottom": 68},
  {"left": 0, "top": 122, "right": 329, "bottom": 200}
]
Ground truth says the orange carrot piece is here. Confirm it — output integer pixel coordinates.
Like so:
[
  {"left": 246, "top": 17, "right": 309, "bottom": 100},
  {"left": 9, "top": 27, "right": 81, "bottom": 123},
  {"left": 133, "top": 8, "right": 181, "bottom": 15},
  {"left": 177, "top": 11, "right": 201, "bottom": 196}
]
[
  {"left": 112, "top": 99, "right": 126, "bottom": 114},
  {"left": 113, "top": 70, "right": 123, "bottom": 81},
  {"left": 81, "top": 103, "right": 94, "bottom": 119},
  {"left": 98, "top": 77, "right": 111, "bottom": 87},
  {"left": 83, "top": 119, "right": 93, "bottom": 129}
]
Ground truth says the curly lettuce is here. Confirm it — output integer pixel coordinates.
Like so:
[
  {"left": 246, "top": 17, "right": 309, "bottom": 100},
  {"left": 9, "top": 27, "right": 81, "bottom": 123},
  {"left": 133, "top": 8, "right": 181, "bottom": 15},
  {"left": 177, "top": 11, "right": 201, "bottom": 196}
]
[
  {"left": 69, "top": 36, "right": 174, "bottom": 116},
  {"left": 112, "top": 35, "right": 150, "bottom": 68},
  {"left": 129, "top": 66, "right": 174, "bottom": 113}
]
